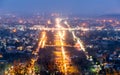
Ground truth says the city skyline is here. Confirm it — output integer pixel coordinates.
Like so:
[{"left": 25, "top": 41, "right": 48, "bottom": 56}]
[{"left": 0, "top": 1, "right": 120, "bottom": 75}]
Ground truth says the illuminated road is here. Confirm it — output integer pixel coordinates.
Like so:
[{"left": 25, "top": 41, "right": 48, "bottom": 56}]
[
  {"left": 64, "top": 21, "right": 89, "bottom": 59},
  {"left": 55, "top": 18, "right": 67, "bottom": 74},
  {"left": 53, "top": 18, "right": 80, "bottom": 75},
  {"left": 25, "top": 31, "right": 47, "bottom": 74},
  {"left": 30, "top": 27, "right": 90, "bottom": 31}
]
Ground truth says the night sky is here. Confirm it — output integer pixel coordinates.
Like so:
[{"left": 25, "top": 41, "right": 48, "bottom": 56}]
[{"left": 0, "top": 0, "right": 120, "bottom": 15}]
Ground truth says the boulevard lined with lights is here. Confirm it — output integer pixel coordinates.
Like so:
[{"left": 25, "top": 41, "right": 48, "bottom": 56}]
[
  {"left": 54, "top": 18, "right": 79, "bottom": 75},
  {"left": 64, "top": 20, "right": 89, "bottom": 58}
]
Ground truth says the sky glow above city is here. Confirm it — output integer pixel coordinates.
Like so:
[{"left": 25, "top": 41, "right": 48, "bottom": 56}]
[{"left": 0, "top": 0, "right": 120, "bottom": 15}]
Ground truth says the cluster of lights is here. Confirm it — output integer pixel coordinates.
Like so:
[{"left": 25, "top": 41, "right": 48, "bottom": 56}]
[
  {"left": 5, "top": 18, "right": 90, "bottom": 75},
  {"left": 5, "top": 31, "right": 47, "bottom": 75}
]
